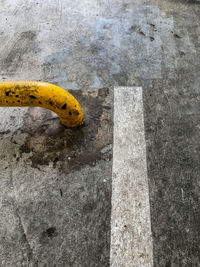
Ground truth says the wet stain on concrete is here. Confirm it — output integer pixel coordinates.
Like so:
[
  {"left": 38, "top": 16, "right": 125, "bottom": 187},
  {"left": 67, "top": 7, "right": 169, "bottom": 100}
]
[{"left": 19, "top": 88, "right": 113, "bottom": 172}]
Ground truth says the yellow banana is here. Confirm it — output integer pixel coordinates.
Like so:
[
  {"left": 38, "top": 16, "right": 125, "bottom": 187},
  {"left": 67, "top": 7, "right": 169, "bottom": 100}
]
[{"left": 0, "top": 81, "right": 83, "bottom": 127}]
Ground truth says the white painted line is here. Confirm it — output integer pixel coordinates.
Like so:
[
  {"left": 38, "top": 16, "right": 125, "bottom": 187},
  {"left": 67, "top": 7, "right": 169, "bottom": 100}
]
[{"left": 110, "top": 87, "right": 153, "bottom": 267}]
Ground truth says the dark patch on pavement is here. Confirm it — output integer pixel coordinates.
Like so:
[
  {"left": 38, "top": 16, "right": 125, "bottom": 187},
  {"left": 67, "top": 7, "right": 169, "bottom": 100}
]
[
  {"left": 42, "top": 227, "right": 57, "bottom": 238},
  {"left": 143, "top": 78, "right": 200, "bottom": 266},
  {"left": 19, "top": 88, "right": 113, "bottom": 172},
  {"left": 40, "top": 227, "right": 58, "bottom": 244}
]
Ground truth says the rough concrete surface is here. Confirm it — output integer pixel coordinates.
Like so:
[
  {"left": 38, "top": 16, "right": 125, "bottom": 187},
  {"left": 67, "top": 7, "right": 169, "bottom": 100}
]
[
  {"left": 0, "top": 89, "right": 113, "bottom": 267},
  {"left": 0, "top": 0, "right": 200, "bottom": 266}
]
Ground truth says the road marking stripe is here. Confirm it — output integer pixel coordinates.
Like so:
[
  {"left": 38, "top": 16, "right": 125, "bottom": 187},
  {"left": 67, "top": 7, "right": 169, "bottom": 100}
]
[{"left": 110, "top": 87, "right": 153, "bottom": 267}]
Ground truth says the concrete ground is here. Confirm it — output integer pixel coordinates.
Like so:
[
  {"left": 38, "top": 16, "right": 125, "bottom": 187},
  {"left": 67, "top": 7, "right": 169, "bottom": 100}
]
[{"left": 0, "top": 0, "right": 200, "bottom": 266}]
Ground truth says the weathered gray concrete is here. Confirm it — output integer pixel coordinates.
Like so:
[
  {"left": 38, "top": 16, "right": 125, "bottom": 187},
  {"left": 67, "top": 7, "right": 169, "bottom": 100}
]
[
  {"left": 141, "top": 2, "right": 200, "bottom": 267},
  {"left": 0, "top": 0, "right": 200, "bottom": 266},
  {"left": 0, "top": 91, "right": 113, "bottom": 267},
  {"left": 111, "top": 87, "right": 153, "bottom": 267}
]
